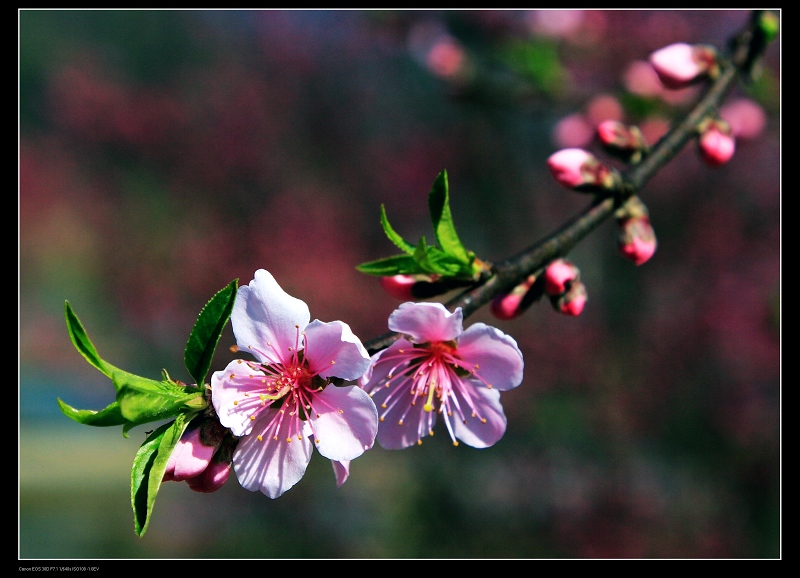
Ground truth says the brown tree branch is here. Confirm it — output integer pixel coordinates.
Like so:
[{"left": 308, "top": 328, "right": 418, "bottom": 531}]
[{"left": 364, "top": 10, "right": 774, "bottom": 355}]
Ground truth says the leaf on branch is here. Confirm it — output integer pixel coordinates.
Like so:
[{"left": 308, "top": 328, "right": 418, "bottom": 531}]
[
  {"left": 57, "top": 398, "right": 129, "bottom": 428},
  {"left": 115, "top": 373, "right": 205, "bottom": 425},
  {"left": 357, "top": 170, "right": 480, "bottom": 281},
  {"left": 131, "top": 414, "right": 193, "bottom": 538},
  {"left": 184, "top": 278, "right": 238, "bottom": 388}
]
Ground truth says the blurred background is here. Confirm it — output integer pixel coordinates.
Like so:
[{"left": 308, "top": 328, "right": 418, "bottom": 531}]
[{"left": 19, "top": 10, "right": 780, "bottom": 558}]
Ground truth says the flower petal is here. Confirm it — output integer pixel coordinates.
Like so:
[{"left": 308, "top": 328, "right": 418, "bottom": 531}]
[
  {"left": 359, "top": 338, "right": 412, "bottom": 389},
  {"left": 232, "top": 409, "right": 313, "bottom": 499},
  {"left": 456, "top": 323, "right": 524, "bottom": 391},
  {"left": 233, "top": 269, "right": 310, "bottom": 365},
  {"left": 370, "top": 378, "right": 433, "bottom": 450},
  {"left": 211, "top": 360, "right": 267, "bottom": 437},
  {"left": 303, "top": 320, "right": 370, "bottom": 381},
  {"left": 451, "top": 384, "right": 507, "bottom": 448},
  {"left": 310, "top": 385, "right": 378, "bottom": 461},
  {"left": 332, "top": 460, "right": 350, "bottom": 487},
  {"left": 388, "top": 302, "right": 463, "bottom": 343}
]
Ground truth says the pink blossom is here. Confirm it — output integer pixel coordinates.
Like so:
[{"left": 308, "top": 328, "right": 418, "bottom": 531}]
[
  {"left": 649, "top": 43, "right": 717, "bottom": 89},
  {"left": 360, "top": 302, "right": 524, "bottom": 449},
  {"left": 618, "top": 216, "right": 658, "bottom": 266},
  {"left": 211, "top": 269, "right": 377, "bottom": 498},
  {"left": 699, "top": 124, "right": 735, "bottom": 167},
  {"left": 543, "top": 259, "right": 579, "bottom": 296}
]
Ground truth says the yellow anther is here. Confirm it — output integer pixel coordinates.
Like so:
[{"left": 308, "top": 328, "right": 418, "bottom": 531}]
[
  {"left": 237, "top": 359, "right": 242, "bottom": 364},
  {"left": 429, "top": 429, "right": 434, "bottom": 436},
  {"left": 398, "top": 349, "right": 404, "bottom": 353},
  {"left": 257, "top": 435, "right": 263, "bottom": 442},
  {"left": 286, "top": 437, "right": 292, "bottom": 443},
  {"left": 250, "top": 415, "right": 256, "bottom": 421},
  {"left": 330, "top": 360, "right": 335, "bottom": 365},
  {"left": 273, "top": 435, "right": 278, "bottom": 441},
  {"left": 487, "top": 384, "right": 493, "bottom": 389},
  {"left": 453, "top": 440, "right": 459, "bottom": 446},
  {"left": 233, "top": 400, "right": 238, "bottom": 406},
  {"left": 398, "top": 419, "right": 404, "bottom": 425},
  {"left": 338, "top": 409, "right": 344, "bottom": 414},
  {"left": 417, "top": 439, "right": 422, "bottom": 445},
  {"left": 379, "top": 416, "right": 385, "bottom": 422},
  {"left": 230, "top": 345, "right": 239, "bottom": 353},
  {"left": 230, "top": 374, "right": 235, "bottom": 379},
  {"left": 315, "top": 439, "right": 320, "bottom": 444},
  {"left": 381, "top": 403, "right": 387, "bottom": 409}
]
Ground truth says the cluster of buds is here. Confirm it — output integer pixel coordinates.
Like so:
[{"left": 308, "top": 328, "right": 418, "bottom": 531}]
[
  {"left": 697, "top": 117, "right": 736, "bottom": 167},
  {"left": 543, "top": 258, "right": 587, "bottom": 316},
  {"left": 597, "top": 120, "right": 649, "bottom": 164},
  {"left": 162, "top": 410, "right": 237, "bottom": 493},
  {"left": 546, "top": 148, "right": 619, "bottom": 192},
  {"left": 648, "top": 42, "right": 720, "bottom": 89},
  {"left": 615, "top": 196, "right": 657, "bottom": 266}
]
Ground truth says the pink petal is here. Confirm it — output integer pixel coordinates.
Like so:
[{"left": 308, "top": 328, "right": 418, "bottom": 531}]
[
  {"left": 186, "top": 460, "right": 231, "bottom": 493},
  {"left": 232, "top": 409, "right": 313, "bottom": 499},
  {"left": 388, "top": 302, "right": 463, "bottom": 343},
  {"left": 370, "top": 380, "right": 432, "bottom": 450},
  {"left": 232, "top": 269, "right": 310, "bottom": 366},
  {"left": 359, "top": 338, "right": 412, "bottom": 388},
  {"left": 211, "top": 360, "right": 265, "bottom": 437},
  {"left": 456, "top": 323, "right": 524, "bottom": 391},
  {"left": 450, "top": 384, "right": 507, "bottom": 448},
  {"left": 332, "top": 460, "right": 350, "bottom": 487},
  {"left": 303, "top": 319, "right": 370, "bottom": 381},
  {"left": 311, "top": 385, "right": 378, "bottom": 462},
  {"left": 169, "top": 425, "right": 215, "bottom": 481}
]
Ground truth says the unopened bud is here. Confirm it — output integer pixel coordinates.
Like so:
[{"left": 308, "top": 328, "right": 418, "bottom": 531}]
[
  {"left": 552, "top": 280, "right": 587, "bottom": 316},
  {"left": 597, "top": 120, "right": 648, "bottom": 163},
  {"left": 543, "top": 259, "right": 580, "bottom": 296},
  {"left": 618, "top": 216, "right": 657, "bottom": 266},
  {"left": 698, "top": 120, "right": 735, "bottom": 167},
  {"left": 490, "top": 275, "right": 541, "bottom": 320},
  {"left": 547, "top": 148, "right": 616, "bottom": 191},
  {"left": 649, "top": 43, "right": 718, "bottom": 89},
  {"left": 186, "top": 459, "right": 231, "bottom": 493},
  {"left": 379, "top": 274, "right": 454, "bottom": 300}
]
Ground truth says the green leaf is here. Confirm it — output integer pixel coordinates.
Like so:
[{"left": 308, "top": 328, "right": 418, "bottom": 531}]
[
  {"left": 131, "top": 414, "right": 192, "bottom": 537},
  {"left": 57, "top": 397, "right": 129, "bottom": 427},
  {"left": 428, "top": 170, "right": 469, "bottom": 264},
  {"left": 356, "top": 254, "right": 426, "bottom": 277},
  {"left": 116, "top": 373, "right": 205, "bottom": 425},
  {"left": 64, "top": 301, "right": 118, "bottom": 380},
  {"left": 184, "top": 279, "right": 238, "bottom": 387},
  {"left": 380, "top": 205, "right": 416, "bottom": 254}
]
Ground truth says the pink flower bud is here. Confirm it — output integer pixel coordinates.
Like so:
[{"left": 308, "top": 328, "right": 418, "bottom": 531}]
[
  {"left": 543, "top": 259, "right": 579, "bottom": 296},
  {"left": 597, "top": 120, "right": 647, "bottom": 162},
  {"left": 698, "top": 122, "right": 735, "bottom": 167},
  {"left": 617, "top": 216, "right": 657, "bottom": 266},
  {"left": 490, "top": 275, "right": 538, "bottom": 320},
  {"left": 380, "top": 275, "right": 417, "bottom": 300},
  {"left": 553, "top": 280, "right": 587, "bottom": 316},
  {"left": 649, "top": 43, "right": 717, "bottom": 89},
  {"left": 186, "top": 460, "right": 231, "bottom": 493},
  {"left": 163, "top": 424, "right": 215, "bottom": 482},
  {"left": 547, "top": 148, "right": 613, "bottom": 190}
]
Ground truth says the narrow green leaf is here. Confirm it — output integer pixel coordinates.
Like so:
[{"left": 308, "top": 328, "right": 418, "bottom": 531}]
[
  {"left": 356, "top": 254, "right": 426, "bottom": 277},
  {"left": 64, "top": 301, "right": 117, "bottom": 379},
  {"left": 131, "top": 415, "right": 192, "bottom": 537},
  {"left": 57, "top": 398, "right": 129, "bottom": 427},
  {"left": 428, "top": 170, "right": 469, "bottom": 264},
  {"left": 380, "top": 205, "right": 416, "bottom": 254},
  {"left": 184, "top": 279, "right": 238, "bottom": 387},
  {"left": 116, "top": 373, "right": 205, "bottom": 425}
]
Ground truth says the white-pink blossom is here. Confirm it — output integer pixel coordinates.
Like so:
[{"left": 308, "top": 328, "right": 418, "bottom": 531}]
[{"left": 211, "top": 269, "right": 377, "bottom": 498}]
